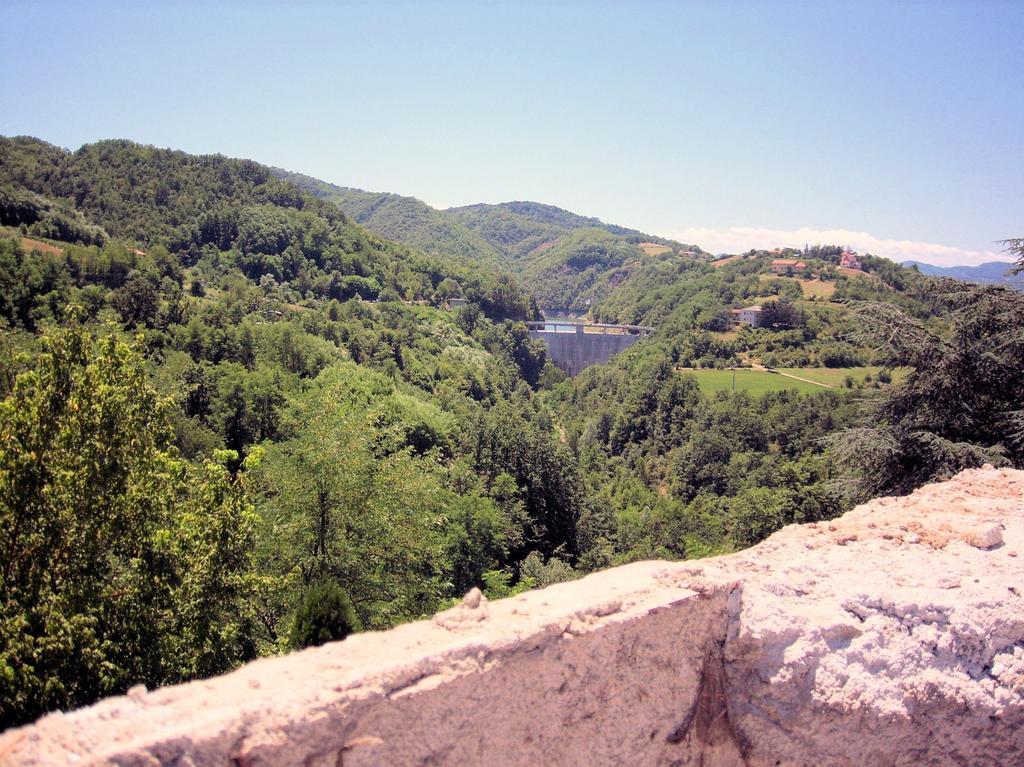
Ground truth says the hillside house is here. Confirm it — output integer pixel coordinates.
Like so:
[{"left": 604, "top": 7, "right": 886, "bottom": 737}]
[
  {"left": 840, "top": 252, "right": 861, "bottom": 270},
  {"left": 733, "top": 305, "right": 764, "bottom": 328},
  {"left": 445, "top": 298, "right": 469, "bottom": 310},
  {"left": 770, "top": 258, "right": 807, "bottom": 275}
]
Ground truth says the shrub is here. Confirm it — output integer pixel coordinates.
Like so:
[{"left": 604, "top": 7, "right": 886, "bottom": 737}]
[{"left": 288, "top": 580, "right": 360, "bottom": 650}]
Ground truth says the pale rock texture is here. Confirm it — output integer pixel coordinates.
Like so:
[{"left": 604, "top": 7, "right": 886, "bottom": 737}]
[{"left": 2, "top": 466, "right": 1023, "bottom": 766}]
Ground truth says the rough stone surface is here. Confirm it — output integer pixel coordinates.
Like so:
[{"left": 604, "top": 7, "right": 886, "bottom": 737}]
[{"left": 3, "top": 466, "right": 1023, "bottom": 766}]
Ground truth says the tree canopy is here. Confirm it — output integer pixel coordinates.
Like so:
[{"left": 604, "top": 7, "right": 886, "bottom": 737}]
[
  {"left": 830, "top": 280, "right": 1024, "bottom": 499},
  {"left": 0, "top": 326, "right": 256, "bottom": 729}
]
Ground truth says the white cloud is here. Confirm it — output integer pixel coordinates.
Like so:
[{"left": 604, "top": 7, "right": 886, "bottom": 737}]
[{"left": 661, "top": 226, "right": 1012, "bottom": 268}]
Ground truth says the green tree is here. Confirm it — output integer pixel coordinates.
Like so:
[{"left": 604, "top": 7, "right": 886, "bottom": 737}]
[
  {"left": 760, "top": 299, "right": 804, "bottom": 329},
  {"left": 723, "top": 486, "right": 794, "bottom": 549},
  {"left": 0, "top": 325, "right": 257, "bottom": 729},
  {"left": 435, "top": 277, "right": 462, "bottom": 301},
  {"left": 249, "top": 364, "right": 453, "bottom": 634},
  {"left": 210, "top": 364, "right": 285, "bottom": 456},
  {"left": 442, "top": 495, "right": 509, "bottom": 595},
  {"left": 468, "top": 400, "right": 583, "bottom": 561},
  {"left": 112, "top": 272, "right": 160, "bottom": 328},
  {"left": 288, "top": 580, "right": 360, "bottom": 649},
  {"left": 1004, "top": 237, "right": 1023, "bottom": 271},
  {"left": 831, "top": 281, "right": 1024, "bottom": 499}
]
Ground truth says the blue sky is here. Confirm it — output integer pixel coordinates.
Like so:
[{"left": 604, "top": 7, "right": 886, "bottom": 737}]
[{"left": 2, "top": 0, "right": 1021, "bottom": 265}]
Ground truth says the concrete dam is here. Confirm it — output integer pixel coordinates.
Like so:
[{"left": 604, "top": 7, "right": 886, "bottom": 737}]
[{"left": 527, "top": 321, "right": 654, "bottom": 376}]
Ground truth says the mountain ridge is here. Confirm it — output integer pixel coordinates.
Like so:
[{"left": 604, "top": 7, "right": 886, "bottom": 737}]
[{"left": 903, "top": 259, "right": 1023, "bottom": 289}]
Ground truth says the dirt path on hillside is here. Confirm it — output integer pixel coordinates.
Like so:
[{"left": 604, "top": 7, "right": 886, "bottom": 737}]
[{"left": 749, "top": 363, "right": 833, "bottom": 389}]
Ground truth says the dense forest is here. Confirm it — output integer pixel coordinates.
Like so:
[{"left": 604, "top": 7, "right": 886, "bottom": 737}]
[
  {"left": 276, "top": 171, "right": 707, "bottom": 313},
  {"left": 1, "top": 136, "right": 1021, "bottom": 730}
]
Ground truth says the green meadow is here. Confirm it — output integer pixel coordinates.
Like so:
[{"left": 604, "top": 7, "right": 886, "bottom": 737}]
[
  {"left": 680, "top": 368, "right": 825, "bottom": 395},
  {"left": 775, "top": 366, "right": 909, "bottom": 387},
  {"left": 680, "top": 366, "right": 908, "bottom": 395}
]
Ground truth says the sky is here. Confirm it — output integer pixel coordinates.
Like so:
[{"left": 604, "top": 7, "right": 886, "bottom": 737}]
[{"left": 2, "top": 0, "right": 1021, "bottom": 266}]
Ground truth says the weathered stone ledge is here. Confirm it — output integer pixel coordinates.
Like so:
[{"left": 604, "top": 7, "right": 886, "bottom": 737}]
[{"left": 3, "top": 466, "right": 1023, "bottom": 766}]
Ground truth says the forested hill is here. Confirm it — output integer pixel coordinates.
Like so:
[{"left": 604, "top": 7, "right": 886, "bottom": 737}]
[
  {"left": 0, "top": 137, "right": 537, "bottom": 318},
  {"left": 445, "top": 200, "right": 654, "bottom": 259},
  {"left": 272, "top": 167, "right": 707, "bottom": 313},
  {"left": 270, "top": 169, "right": 506, "bottom": 268}
]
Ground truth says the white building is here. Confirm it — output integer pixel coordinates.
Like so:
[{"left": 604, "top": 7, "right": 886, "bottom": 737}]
[{"left": 734, "top": 305, "right": 764, "bottom": 328}]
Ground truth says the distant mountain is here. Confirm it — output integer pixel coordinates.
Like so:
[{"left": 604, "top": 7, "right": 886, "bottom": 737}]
[
  {"left": 903, "top": 260, "right": 1024, "bottom": 290},
  {"left": 273, "top": 169, "right": 707, "bottom": 312}
]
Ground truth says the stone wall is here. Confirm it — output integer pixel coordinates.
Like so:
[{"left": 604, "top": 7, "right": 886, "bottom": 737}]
[{"left": 3, "top": 466, "right": 1023, "bottom": 766}]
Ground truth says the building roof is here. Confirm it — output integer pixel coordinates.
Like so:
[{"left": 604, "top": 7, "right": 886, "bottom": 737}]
[
  {"left": 771, "top": 259, "right": 806, "bottom": 267},
  {"left": 741, "top": 305, "right": 763, "bottom": 312}
]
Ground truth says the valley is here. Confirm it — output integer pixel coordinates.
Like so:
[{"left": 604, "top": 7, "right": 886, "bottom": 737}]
[{"left": 0, "top": 136, "right": 1020, "bottom": 731}]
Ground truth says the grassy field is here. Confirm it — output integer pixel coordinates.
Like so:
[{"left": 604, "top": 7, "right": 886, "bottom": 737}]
[
  {"left": 679, "top": 368, "right": 825, "bottom": 395},
  {"left": 680, "top": 366, "right": 909, "bottom": 395},
  {"left": 710, "top": 254, "right": 742, "bottom": 268},
  {"left": 776, "top": 366, "right": 908, "bottom": 386},
  {"left": 796, "top": 298, "right": 845, "bottom": 312},
  {"left": 638, "top": 242, "right": 672, "bottom": 256},
  {"left": 710, "top": 330, "right": 740, "bottom": 342},
  {"left": 2, "top": 228, "right": 66, "bottom": 256},
  {"left": 20, "top": 237, "right": 65, "bottom": 255},
  {"left": 757, "top": 274, "right": 837, "bottom": 300},
  {"left": 798, "top": 278, "right": 836, "bottom": 299}
]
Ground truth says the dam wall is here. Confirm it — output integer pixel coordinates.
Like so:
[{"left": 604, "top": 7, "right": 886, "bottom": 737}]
[
  {"left": 527, "top": 322, "right": 654, "bottom": 376},
  {"left": 4, "top": 466, "right": 1024, "bottom": 767}
]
